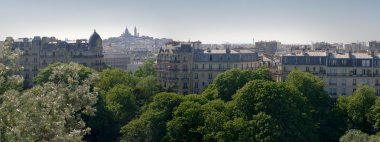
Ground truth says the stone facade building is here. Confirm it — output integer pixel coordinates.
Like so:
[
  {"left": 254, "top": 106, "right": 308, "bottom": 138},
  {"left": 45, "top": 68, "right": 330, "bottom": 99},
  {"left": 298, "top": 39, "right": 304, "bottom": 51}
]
[
  {"left": 278, "top": 51, "right": 380, "bottom": 103},
  {"left": 5, "top": 31, "right": 104, "bottom": 87},
  {"left": 104, "top": 51, "right": 130, "bottom": 70},
  {"left": 255, "top": 41, "right": 281, "bottom": 56},
  {"left": 157, "top": 42, "right": 260, "bottom": 94}
]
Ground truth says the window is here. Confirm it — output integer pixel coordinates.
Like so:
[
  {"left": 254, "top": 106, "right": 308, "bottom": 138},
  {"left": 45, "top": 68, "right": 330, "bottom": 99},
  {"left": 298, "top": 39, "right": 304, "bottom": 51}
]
[
  {"left": 306, "top": 67, "right": 310, "bottom": 72},
  {"left": 195, "top": 64, "right": 198, "bottom": 69},
  {"left": 202, "top": 64, "right": 205, "bottom": 69},
  {"left": 329, "top": 60, "right": 337, "bottom": 66},
  {"left": 219, "top": 64, "right": 222, "bottom": 70},
  {"left": 195, "top": 82, "right": 198, "bottom": 88},
  {"left": 341, "top": 88, "right": 346, "bottom": 95},
  {"left": 182, "top": 65, "right": 188, "bottom": 71},
  {"left": 194, "top": 73, "right": 198, "bottom": 79},
  {"left": 183, "top": 83, "right": 188, "bottom": 89},
  {"left": 52, "top": 52, "right": 55, "bottom": 57},
  {"left": 376, "top": 89, "right": 380, "bottom": 96},
  {"left": 352, "top": 69, "right": 357, "bottom": 75},
  {"left": 362, "top": 60, "right": 370, "bottom": 67},
  {"left": 329, "top": 78, "right": 337, "bottom": 85},
  {"left": 209, "top": 64, "right": 212, "bottom": 70},
  {"left": 208, "top": 73, "right": 212, "bottom": 79},
  {"left": 376, "top": 60, "right": 380, "bottom": 67},
  {"left": 353, "top": 79, "right": 356, "bottom": 86},
  {"left": 329, "top": 88, "right": 337, "bottom": 95},
  {"left": 329, "top": 69, "right": 337, "bottom": 75},
  {"left": 342, "top": 79, "right": 346, "bottom": 85}
]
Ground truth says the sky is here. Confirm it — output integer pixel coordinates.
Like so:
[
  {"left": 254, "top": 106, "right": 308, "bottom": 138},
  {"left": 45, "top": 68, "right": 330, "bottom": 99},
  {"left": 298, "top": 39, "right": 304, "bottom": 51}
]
[{"left": 0, "top": 0, "right": 379, "bottom": 44}]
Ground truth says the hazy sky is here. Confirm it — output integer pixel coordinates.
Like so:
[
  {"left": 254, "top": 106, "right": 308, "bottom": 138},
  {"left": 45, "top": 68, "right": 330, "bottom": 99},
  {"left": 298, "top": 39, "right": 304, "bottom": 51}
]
[{"left": 0, "top": 0, "right": 379, "bottom": 44}]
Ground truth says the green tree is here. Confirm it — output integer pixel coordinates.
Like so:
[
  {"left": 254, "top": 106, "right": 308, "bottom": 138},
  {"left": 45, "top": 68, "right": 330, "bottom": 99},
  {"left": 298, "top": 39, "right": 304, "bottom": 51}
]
[
  {"left": 0, "top": 63, "right": 98, "bottom": 141},
  {"left": 368, "top": 98, "right": 380, "bottom": 132},
  {"left": 105, "top": 85, "right": 138, "bottom": 123},
  {"left": 0, "top": 39, "right": 23, "bottom": 94},
  {"left": 337, "top": 85, "right": 377, "bottom": 134},
  {"left": 165, "top": 101, "right": 204, "bottom": 141},
  {"left": 87, "top": 68, "right": 138, "bottom": 142},
  {"left": 135, "top": 59, "right": 156, "bottom": 77},
  {"left": 211, "top": 66, "right": 272, "bottom": 101},
  {"left": 233, "top": 80, "right": 318, "bottom": 141},
  {"left": 286, "top": 69, "right": 335, "bottom": 141},
  {"left": 134, "top": 75, "right": 161, "bottom": 106},
  {"left": 96, "top": 68, "right": 138, "bottom": 92},
  {"left": 219, "top": 117, "right": 252, "bottom": 141},
  {"left": 34, "top": 62, "right": 94, "bottom": 85},
  {"left": 120, "top": 92, "right": 184, "bottom": 142},
  {"left": 340, "top": 129, "right": 380, "bottom": 142}
]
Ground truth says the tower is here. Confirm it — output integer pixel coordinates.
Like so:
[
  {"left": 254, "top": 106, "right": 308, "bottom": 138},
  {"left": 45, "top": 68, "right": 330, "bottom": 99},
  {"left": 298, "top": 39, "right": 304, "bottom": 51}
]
[
  {"left": 134, "top": 26, "right": 138, "bottom": 37},
  {"left": 124, "top": 26, "right": 131, "bottom": 37}
]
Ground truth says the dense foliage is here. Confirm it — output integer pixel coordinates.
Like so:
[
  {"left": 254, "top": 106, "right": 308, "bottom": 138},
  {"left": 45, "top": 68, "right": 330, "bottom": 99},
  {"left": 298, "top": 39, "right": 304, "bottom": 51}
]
[{"left": 1, "top": 41, "right": 380, "bottom": 141}]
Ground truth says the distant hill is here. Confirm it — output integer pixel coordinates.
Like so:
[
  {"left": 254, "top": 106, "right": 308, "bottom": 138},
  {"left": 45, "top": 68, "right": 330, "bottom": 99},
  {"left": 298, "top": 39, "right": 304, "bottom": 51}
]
[{"left": 103, "top": 26, "right": 172, "bottom": 50}]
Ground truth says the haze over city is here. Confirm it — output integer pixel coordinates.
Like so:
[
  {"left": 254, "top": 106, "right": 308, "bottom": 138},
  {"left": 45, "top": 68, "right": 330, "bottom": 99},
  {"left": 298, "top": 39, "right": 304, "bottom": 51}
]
[{"left": 0, "top": 0, "right": 380, "bottom": 44}]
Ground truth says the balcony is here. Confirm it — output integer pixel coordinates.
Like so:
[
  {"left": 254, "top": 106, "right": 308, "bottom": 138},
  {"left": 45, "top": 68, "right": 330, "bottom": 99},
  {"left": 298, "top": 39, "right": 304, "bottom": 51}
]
[
  {"left": 169, "top": 60, "right": 180, "bottom": 63},
  {"left": 328, "top": 83, "right": 337, "bottom": 86},
  {"left": 167, "top": 77, "right": 179, "bottom": 81},
  {"left": 168, "top": 68, "right": 178, "bottom": 72},
  {"left": 181, "top": 78, "right": 190, "bottom": 81}
]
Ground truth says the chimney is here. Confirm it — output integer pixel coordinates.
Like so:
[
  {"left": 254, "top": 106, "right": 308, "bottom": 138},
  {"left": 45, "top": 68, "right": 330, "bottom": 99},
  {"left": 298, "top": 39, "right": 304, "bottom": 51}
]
[
  {"left": 348, "top": 50, "right": 352, "bottom": 58},
  {"left": 207, "top": 48, "right": 211, "bottom": 53},
  {"left": 301, "top": 48, "right": 306, "bottom": 55},
  {"left": 226, "top": 47, "right": 231, "bottom": 54}
]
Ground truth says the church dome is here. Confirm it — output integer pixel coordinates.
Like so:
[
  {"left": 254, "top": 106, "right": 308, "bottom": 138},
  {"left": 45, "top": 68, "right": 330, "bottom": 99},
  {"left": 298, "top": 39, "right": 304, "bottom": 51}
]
[{"left": 89, "top": 30, "right": 102, "bottom": 48}]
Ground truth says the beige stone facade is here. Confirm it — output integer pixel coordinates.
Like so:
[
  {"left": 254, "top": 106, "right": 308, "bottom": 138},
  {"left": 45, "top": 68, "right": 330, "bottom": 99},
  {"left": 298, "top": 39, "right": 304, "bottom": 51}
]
[
  {"left": 279, "top": 51, "right": 380, "bottom": 104},
  {"left": 5, "top": 31, "right": 104, "bottom": 87},
  {"left": 157, "top": 42, "right": 260, "bottom": 94}
]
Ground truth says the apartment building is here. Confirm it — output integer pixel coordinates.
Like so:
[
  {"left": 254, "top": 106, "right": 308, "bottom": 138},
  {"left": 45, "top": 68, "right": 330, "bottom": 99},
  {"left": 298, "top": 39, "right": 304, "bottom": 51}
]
[
  {"left": 157, "top": 42, "right": 260, "bottom": 94},
  {"left": 254, "top": 41, "right": 281, "bottom": 56},
  {"left": 4, "top": 31, "right": 104, "bottom": 87},
  {"left": 278, "top": 50, "right": 380, "bottom": 103}
]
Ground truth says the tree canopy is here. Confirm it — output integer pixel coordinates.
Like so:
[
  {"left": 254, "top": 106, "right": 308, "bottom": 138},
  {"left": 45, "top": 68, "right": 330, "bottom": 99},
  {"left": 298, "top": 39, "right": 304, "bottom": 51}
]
[{"left": 134, "top": 59, "right": 156, "bottom": 77}]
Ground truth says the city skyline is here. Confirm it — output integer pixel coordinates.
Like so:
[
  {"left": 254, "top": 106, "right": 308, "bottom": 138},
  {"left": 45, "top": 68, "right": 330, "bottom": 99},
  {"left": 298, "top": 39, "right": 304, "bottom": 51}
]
[{"left": 0, "top": 0, "right": 380, "bottom": 44}]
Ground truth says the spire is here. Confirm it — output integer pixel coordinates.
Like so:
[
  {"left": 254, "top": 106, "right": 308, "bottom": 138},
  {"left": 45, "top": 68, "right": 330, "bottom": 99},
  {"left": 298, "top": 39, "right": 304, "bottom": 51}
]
[{"left": 134, "top": 26, "right": 138, "bottom": 37}]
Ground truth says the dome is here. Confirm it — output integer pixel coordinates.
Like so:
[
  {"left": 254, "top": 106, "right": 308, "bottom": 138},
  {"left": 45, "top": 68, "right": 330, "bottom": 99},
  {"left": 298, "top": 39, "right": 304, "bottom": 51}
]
[{"left": 89, "top": 30, "right": 102, "bottom": 47}]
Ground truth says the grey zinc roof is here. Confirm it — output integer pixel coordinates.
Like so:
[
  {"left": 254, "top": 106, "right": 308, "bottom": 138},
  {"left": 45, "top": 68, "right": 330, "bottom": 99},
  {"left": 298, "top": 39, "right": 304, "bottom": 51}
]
[
  {"left": 203, "top": 49, "right": 238, "bottom": 54},
  {"left": 332, "top": 53, "right": 349, "bottom": 59},
  {"left": 239, "top": 50, "right": 254, "bottom": 53},
  {"left": 352, "top": 53, "right": 372, "bottom": 59},
  {"left": 306, "top": 52, "right": 327, "bottom": 56}
]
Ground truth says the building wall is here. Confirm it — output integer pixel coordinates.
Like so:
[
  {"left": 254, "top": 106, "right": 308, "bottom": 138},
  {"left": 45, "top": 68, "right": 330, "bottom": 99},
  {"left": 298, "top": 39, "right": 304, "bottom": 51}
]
[
  {"left": 6, "top": 32, "right": 104, "bottom": 88},
  {"left": 279, "top": 51, "right": 380, "bottom": 103},
  {"left": 157, "top": 42, "right": 260, "bottom": 94},
  {"left": 255, "top": 41, "right": 281, "bottom": 56},
  {"left": 104, "top": 52, "right": 130, "bottom": 70}
]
